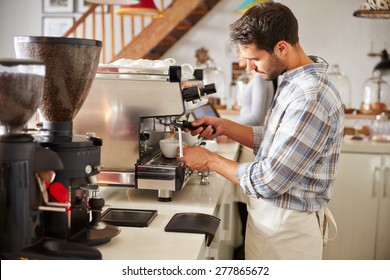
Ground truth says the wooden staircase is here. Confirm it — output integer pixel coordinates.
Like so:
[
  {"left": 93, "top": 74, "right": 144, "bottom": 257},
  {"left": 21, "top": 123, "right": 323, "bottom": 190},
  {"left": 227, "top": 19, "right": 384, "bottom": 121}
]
[{"left": 64, "top": 0, "right": 221, "bottom": 63}]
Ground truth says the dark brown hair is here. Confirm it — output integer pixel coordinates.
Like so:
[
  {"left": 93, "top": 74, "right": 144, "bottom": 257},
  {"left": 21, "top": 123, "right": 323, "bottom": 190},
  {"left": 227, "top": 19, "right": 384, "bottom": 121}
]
[{"left": 229, "top": 2, "right": 299, "bottom": 53}]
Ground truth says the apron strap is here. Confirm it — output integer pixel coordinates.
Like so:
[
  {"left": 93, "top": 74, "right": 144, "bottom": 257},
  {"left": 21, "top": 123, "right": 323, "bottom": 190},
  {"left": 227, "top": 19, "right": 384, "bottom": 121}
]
[{"left": 316, "top": 206, "right": 337, "bottom": 246}]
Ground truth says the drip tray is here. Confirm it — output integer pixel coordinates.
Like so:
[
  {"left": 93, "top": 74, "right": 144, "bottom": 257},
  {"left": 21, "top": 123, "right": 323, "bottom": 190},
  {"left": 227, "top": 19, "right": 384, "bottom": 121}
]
[{"left": 101, "top": 208, "right": 158, "bottom": 227}]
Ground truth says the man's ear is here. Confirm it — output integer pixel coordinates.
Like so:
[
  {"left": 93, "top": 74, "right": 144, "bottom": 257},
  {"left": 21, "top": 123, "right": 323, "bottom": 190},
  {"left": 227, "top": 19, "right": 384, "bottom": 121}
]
[{"left": 274, "top": 41, "right": 289, "bottom": 57}]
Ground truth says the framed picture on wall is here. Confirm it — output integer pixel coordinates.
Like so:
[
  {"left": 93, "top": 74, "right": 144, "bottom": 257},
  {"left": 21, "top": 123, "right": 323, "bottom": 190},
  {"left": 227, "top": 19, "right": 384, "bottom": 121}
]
[
  {"left": 43, "top": 17, "right": 74, "bottom": 36},
  {"left": 77, "top": 0, "right": 109, "bottom": 14},
  {"left": 43, "top": 0, "right": 74, "bottom": 13}
]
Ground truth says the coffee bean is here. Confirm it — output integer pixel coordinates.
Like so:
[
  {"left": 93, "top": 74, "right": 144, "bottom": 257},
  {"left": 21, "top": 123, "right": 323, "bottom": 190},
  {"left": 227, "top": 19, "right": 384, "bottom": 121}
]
[
  {"left": 15, "top": 41, "right": 101, "bottom": 122},
  {"left": 0, "top": 73, "right": 44, "bottom": 131}
]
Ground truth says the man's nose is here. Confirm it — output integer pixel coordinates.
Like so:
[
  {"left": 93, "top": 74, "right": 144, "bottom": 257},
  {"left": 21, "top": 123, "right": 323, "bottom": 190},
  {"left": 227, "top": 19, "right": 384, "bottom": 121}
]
[{"left": 246, "top": 60, "right": 255, "bottom": 71}]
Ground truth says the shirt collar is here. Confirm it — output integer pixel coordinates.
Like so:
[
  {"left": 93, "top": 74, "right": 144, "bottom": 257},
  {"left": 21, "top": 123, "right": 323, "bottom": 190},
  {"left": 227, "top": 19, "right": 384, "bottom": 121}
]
[{"left": 280, "top": 55, "right": 329, "bottom": 82}]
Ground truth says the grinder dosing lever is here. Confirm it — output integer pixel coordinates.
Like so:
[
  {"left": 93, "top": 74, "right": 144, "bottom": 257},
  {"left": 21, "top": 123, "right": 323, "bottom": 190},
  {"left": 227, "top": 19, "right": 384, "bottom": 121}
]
[{"left": 181, "top": 83, "right": 216, "bottom": 102}]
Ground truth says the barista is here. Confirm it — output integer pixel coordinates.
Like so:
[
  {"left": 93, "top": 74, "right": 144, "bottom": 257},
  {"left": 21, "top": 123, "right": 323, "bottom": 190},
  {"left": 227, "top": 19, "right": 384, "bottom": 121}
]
[
  {"left": 177, "top": 2, "right": 344, "bottom": 260},
  {"left": 233, "top": 49, "right": 275, "bottom": 260}
]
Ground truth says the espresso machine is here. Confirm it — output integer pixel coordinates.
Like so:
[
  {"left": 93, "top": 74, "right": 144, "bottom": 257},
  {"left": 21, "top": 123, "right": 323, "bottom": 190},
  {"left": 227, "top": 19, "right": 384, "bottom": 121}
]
[
  {"left": 73, "top": 65, "right": 216, "bottom": 201},
  {"left": 14, "top": 36, "right": 119, "bottom": 244}
]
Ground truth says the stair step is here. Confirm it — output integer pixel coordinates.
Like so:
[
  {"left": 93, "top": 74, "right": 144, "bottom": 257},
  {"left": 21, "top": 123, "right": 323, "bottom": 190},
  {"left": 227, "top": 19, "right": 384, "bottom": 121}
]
[
  {"left": 144, "top": 54, "right": 161, "bottom": 60},
  {"left": 204, "top": 0, "right": 221, "bottom": 8},
  {"left": 176, "top": 19, "right": 193, "bottom": 31},
  {"left": 161, "top": 35, "right": 178, "bottom": 45},
  {"left": 192, "top": 3, "right": 209, "bottom": 15}
]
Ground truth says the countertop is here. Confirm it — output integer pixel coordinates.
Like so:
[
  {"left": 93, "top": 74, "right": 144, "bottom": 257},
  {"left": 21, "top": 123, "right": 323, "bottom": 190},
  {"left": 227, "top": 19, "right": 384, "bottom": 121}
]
[
  {"left": 342, "top": 136, "right": 390, "bottom": 154},
  {"left": 92, "top": 137, "right": 388, "bottom": 259},
  {"left": 94, "top": 141, "right": 240, "bottom": 260}
]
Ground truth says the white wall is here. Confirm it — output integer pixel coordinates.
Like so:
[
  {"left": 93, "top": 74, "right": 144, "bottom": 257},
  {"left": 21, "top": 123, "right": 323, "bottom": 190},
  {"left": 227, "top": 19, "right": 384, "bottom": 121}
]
[
  {"left": 0, "top": 0, "right": 43, "bottom": 54},
  {"left": 163, "top": 0, "right": 390, "bottom": 109},
  {"left": 1, "top": 0, "right": 389, "bottom": 108}
]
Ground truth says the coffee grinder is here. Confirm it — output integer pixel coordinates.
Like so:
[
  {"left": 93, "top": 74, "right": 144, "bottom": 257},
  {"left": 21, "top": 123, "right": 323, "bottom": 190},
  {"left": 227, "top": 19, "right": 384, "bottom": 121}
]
[
  {"left": 14, "top": 36, "right": 119, "bottom": 244},
  {"left": 0, "top": 58, "right": 64, "bottom": 255}
]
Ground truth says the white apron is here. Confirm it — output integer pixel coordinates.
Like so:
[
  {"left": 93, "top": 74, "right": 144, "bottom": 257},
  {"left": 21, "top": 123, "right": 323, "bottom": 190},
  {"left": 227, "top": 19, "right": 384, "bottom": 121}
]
[{"left": 245, "top": 197, "right": 325, "bottom": 260}]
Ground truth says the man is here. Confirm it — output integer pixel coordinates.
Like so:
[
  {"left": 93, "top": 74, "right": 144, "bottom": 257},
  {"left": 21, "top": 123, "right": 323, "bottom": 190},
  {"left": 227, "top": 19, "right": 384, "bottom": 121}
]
[{"left": 178, "top": 2, "right": 344, "bottom": 259}]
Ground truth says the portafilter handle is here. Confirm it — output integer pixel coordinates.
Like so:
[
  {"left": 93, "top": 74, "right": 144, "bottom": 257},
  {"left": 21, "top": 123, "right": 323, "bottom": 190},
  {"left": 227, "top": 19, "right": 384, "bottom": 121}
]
[{"left": 173, "top": 120, "right": 216, "bottom": 134}]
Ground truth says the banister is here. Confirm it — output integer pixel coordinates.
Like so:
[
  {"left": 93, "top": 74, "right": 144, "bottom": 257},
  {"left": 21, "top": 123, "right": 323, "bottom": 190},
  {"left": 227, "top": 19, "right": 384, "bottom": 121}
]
[
  {"left": 61, "top": 1, "right": 216, "bottom": 63},
  {"left": 62, "top": 2, "right": 168, "bottom": 63},
  {"left": 63, "top": 4, "right": 99, "bottom": 37}
]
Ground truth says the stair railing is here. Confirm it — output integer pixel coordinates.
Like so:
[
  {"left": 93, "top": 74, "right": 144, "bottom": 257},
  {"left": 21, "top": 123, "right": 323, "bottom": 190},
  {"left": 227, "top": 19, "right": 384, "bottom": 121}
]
[{"left": 63, "top": 1, "right": 168, "bottom": 63}]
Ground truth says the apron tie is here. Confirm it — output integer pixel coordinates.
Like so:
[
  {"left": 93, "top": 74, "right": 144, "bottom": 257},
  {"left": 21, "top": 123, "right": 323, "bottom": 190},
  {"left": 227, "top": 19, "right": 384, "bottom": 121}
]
[{"left": 316, "top": 206, "right": 337, "bottom": 246}]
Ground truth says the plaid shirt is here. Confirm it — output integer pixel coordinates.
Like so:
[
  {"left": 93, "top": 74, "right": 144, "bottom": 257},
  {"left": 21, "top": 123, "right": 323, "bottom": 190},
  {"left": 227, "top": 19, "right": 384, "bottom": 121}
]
[{"left": 237, "top": 56, "right": 344, "bottom": 212}]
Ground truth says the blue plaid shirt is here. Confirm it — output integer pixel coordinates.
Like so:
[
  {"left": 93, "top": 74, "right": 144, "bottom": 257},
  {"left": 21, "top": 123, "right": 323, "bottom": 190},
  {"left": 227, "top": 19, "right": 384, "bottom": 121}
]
[{"left": 237, "top": 56, "right": 344, "bottom": 212}]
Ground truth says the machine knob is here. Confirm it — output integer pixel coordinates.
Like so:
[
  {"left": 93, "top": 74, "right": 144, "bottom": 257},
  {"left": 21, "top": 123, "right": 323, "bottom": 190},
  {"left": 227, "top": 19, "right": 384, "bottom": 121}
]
[
  {"left": 89, "top": 196, "right": 105, "bottom": 210},
  {"left": 181, "top": 83, "right": 217, "bottom": 102},
  {"left": 203, "top": 83, "right": 216, "bottom": 95},
  {"left": 89, "top": 197, "right": 106, "bottom": 229},
  {"left": 182, "top": 85, "right": 201, "bottom": 102}
]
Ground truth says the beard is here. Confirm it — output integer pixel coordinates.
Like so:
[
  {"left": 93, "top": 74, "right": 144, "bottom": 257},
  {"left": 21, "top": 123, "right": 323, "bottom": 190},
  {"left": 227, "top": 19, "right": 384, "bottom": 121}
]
[{"left": 258, "top": 52, "right": 287, "bottom": 81}]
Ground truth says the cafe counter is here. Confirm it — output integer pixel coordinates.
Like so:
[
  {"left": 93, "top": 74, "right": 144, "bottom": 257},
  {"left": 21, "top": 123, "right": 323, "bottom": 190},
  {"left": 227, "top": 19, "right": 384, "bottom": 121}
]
[{"left": 95, "top": 141, "right": 241, "bottom": 260}]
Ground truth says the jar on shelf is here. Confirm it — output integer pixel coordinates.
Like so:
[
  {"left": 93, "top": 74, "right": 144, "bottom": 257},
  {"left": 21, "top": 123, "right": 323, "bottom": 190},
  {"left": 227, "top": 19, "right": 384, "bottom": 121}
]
[
  {"left": 328, "top": 64, "right": 352, "bottom": 110},
  {"left": 370, "top": 112, "right": 390, "bottom": 142},
  {"left": 360, "top": 70, "right": 390, "bottom": 115},
  {"left": 230, "top": 69, "right": 249, "bottom": 110},
  {"left": 203, "top": 64, "right": 227, "bottom": 109},
  {"left": 195, "top": 47, "right": 227, "bottom": 109}
]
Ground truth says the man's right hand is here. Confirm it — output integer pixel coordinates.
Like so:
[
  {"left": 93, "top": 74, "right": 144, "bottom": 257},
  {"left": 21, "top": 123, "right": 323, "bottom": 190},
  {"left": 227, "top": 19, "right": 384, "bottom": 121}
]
[{"left": 190, "top": 116, "right": 223, "bottom": 139}]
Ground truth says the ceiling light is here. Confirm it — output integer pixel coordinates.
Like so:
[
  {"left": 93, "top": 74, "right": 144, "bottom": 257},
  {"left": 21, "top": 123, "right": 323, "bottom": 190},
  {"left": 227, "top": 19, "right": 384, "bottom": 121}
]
[
  {"left": 87, "top": 0, "right": 140, "bottom": 5},
  {"left": 353, "top": 0, "right": 390, "bottom": 19},
  {"left": 116, "top": 0, "right": 163, "bottom": 17}
]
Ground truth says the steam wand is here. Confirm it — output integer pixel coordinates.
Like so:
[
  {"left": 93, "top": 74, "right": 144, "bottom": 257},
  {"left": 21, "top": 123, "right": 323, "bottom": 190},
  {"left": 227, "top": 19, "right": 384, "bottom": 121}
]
[{"left": 177, "top": 126, "right": 183, "bottom": 158}]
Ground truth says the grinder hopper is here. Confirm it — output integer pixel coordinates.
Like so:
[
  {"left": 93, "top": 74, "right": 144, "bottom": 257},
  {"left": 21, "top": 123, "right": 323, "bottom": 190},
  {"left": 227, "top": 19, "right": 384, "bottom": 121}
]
[
  {"left": 14, "top": 36, "right": 102, "bottom": 134},
  {"left": 0, "top": 59, "right": 45, "bottom": 134}
]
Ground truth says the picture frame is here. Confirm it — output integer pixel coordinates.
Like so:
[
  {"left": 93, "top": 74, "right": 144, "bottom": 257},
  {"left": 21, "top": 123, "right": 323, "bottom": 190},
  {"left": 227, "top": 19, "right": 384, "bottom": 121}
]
[
  {"left": 42, "top": 17, "right": 74, "bottom": 36},
  {"left": 77, "top": 0, "right": 109, "bottom": 14},
  {"left": 43, "top": 0, "right": 74, "bottom": 13}
]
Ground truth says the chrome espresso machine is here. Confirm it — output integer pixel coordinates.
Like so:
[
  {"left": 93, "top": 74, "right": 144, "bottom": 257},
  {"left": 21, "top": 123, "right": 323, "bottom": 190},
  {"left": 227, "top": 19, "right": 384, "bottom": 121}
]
[{"left": 73, "top": 64, "right": 216, "bottom": 201}]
